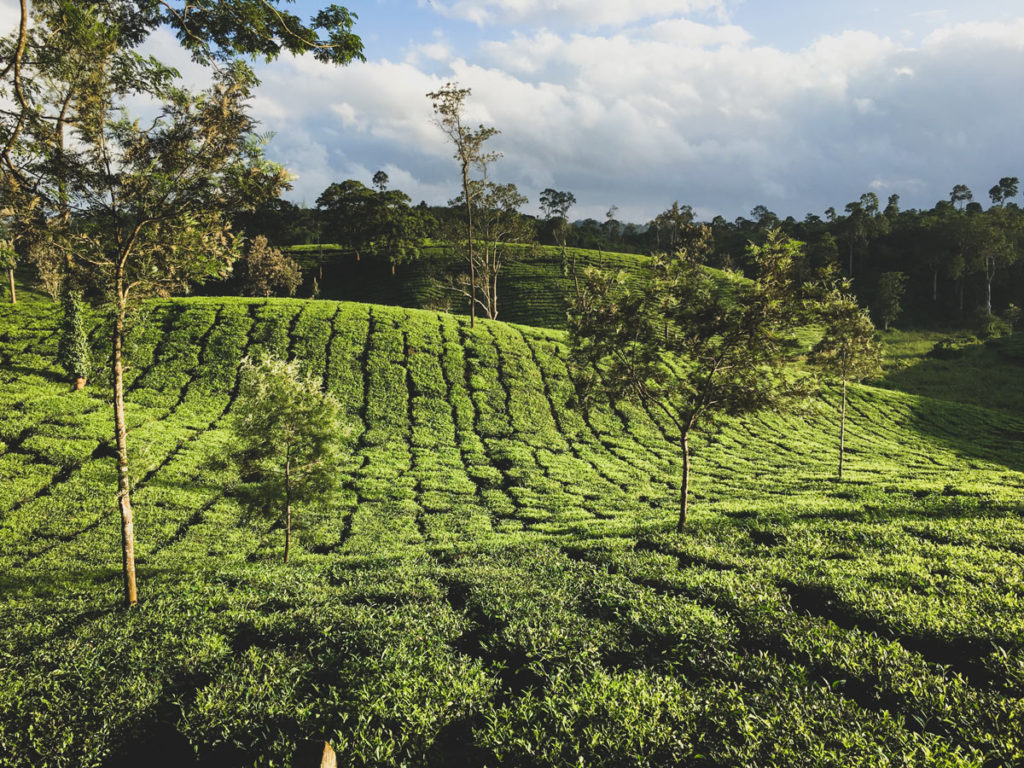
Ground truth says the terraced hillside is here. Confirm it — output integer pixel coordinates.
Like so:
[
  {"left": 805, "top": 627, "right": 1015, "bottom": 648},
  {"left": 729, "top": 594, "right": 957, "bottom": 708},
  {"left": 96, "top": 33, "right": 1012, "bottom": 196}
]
[{"left": 1, "top": 295, "right": 1023, "bottom": 767}]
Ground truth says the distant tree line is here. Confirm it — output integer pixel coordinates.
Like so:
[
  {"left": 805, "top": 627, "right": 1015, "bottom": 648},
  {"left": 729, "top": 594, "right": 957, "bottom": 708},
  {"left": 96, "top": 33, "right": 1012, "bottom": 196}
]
[{"left": 225, "top": 179, "right": 1023, "bottom": 333}]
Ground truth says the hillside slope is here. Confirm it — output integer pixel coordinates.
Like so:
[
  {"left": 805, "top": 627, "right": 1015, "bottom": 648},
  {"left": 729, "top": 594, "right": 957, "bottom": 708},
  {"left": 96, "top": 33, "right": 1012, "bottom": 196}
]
[
  {"left": 283, "top": 244, "right": 738, "bottom": 329},
  {"left": 1, "top": 296, "right": 1023, "bottom": 767}
]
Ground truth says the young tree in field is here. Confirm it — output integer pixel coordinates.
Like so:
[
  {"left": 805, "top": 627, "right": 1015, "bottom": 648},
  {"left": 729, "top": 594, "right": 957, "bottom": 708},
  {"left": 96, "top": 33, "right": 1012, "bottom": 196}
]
[
  {"left": 239, "top": 235, "right": 302, "bottom": 297},
  {"left": 875, "top": 271, "right": 907, "bottom": 330},
  {"left": 57, "top": 287, "right": 90, "bottom": 389},
  {"left": 427, "top": 82, "right": 499, "bottom": 328},
  {"left": 0, "top": 237, "right": 14, "bottom": 304},
  {"left": 230, "top": 357, "right": 345, "bottom": 563},
  {"left": 809, "top": 282, "right": 881, "bottom": 478},
  {"left": 569, "top": 227, "right": 811, "bottom": 532},
  {"left": 1, "top": 2, "right": 363, "bottom": 607}
]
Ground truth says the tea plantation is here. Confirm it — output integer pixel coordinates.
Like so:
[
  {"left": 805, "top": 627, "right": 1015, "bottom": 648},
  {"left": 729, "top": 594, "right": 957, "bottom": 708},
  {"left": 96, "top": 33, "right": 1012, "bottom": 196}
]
[{"left": 1, "top": 293, "right": 1023, "bottom": 767}]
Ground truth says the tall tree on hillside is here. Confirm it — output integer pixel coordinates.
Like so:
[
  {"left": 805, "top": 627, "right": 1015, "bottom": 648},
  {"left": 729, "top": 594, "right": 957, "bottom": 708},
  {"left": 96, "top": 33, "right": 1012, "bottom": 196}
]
[
  {"left": 569, "top": 227, "right": 811, "bottom": 532},
  {"left": 63, "top": 63, "right": 289, "bottom": 607},
  {"left": 1, "top": 2, "right": 363, "bottom": 607},
  {"left": 462, "top": 180, "right": 531, "bottom": 321},
  {"left": 316, "top": 179, "right": 376, "bottom": 261},
  {"left": 809, "top": 281, "right": 881, "bottom": 479},
  {"left": 373, "top": 187, "right": 428, "bottom": 275},
  {"left": 988, "top": 177, "right": 1019, "bottom": 207},
  {"left": 539, "top": 188, "right": 576, "bottom": 251},
  {"left": 950, "top": 184, "right": 973, "bottom": 211},
  {"left": 427, "top": 83, "right": 499, "bottom": 328},
  {"left": 972, "top": 206, "right": 1021, "bottom": 316}
]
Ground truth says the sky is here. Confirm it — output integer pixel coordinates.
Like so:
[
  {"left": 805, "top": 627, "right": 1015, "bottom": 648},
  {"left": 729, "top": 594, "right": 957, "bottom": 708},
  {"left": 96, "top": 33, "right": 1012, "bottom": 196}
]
[{"left": 4, "top": 1, "right": 1024, "bottom": 223}]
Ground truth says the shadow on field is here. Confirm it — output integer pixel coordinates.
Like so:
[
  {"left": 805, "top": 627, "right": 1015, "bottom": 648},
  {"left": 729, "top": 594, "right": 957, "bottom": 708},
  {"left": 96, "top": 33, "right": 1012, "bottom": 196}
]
[{"left": 903, "top": 396, "right": 1024, "bottom": 475}]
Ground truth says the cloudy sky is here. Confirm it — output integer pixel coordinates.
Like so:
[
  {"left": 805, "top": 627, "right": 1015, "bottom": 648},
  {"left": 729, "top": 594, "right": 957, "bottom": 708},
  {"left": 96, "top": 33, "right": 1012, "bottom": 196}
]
[{"left": 6, "top": 1, "right": 1024, "bottom": 222}]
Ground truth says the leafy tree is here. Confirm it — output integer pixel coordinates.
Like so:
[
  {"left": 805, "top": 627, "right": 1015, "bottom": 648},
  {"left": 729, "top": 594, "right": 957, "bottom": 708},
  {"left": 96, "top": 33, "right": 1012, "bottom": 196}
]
[
  {"left": 229, "top": 357, "right": 345, "bottom": 563},
  {"left": 372, "top": 187, "right": 428, "bottom": 275},
  {"left": 650, "top": 202, "right": 695, "bottom": 253},
  {"left": 57, "top": 287, "right": 91, "bottom": 389},
  {"left": 316, "top": 179, "right": 376, "bottom": 261},
  {"left": 0, "top": 236, "right": 14, "bottom": 304},
  {"left": 538, "top": 188, "right": 576, "bottom": 250},
  {"left": 0, "top": 2, "right": 363, "bottom": 607},
  {"left": 950, "top": 184, "right": 973, "bottom": 211},
  {"left": 989, "top": 177, "right": 1019, "bottom": 206},
  {"left": 569, "top": 227, "right": 810, "bottom": 532},
  {"left": 809, "top": 282, "right": 881, "bottom": 478},
  {"left": 971, "top": 206, "right": 1020, "bottom": 316},
  {"left": 239, "top": 235, "right": 302, "bottom": 297},
  {"left": 455, "top": 179, "right": 531, "bottom": 321},
  {"left": 372, "top": 169, "right": 389, "bottom": 192},
  {"left": 427, "top": 82, "right": 500, "bottom": 328},
  {"left": 1004, "top": 303, "right": 1022, "bottom": 335},
  {"left": 875, "top": 271, "right": 908, "bottom": 330}
]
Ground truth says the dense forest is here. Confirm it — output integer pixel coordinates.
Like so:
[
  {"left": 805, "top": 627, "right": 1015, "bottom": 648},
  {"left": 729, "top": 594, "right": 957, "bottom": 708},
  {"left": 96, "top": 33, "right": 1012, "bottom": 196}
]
[{"left": 229, "top": 179, "right": 1024, "bottom": 333}]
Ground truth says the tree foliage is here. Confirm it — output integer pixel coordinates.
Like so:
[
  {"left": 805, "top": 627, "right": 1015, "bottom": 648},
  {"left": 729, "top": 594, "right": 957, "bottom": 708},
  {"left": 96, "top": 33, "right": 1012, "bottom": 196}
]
[
  {"left": 229, "top": 356, "right": 346, "bottom": 563},
  {"left": 57, "top": 286, "right": 90, "bottom": 386},
  {"left": 569, "top": 227, "right": 811, "bottom": 531},
  {"left": 0, "top": 1, "right": 362, "bottom": 607},
  {"left": 809, "top": 280, "right": 881, "bottom": 477},
  {"left": 239, "top": 235, "right": 302, "bottom": 297},
  {"left": 875, "top": 271, "right": 908, "bottom": 331},
  {"left": 427, "top": 82, "right": 499, "bottom": 327}
]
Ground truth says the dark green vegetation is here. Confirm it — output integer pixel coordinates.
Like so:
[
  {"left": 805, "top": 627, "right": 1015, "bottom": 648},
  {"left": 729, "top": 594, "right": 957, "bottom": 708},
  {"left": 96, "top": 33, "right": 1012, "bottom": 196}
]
[
  {"left": 879, "top": 330, "right": 1024, "bottom": 414},
  {"left": 2, "top": 292, "right": 1023, "bottom": 767},
  {"left": 285, "top": 242, "right": 737, "bottom": 330}
]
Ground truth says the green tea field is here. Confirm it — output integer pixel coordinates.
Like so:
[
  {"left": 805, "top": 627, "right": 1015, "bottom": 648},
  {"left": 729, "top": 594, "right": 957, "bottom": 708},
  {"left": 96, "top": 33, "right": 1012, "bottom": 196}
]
[{"left": 1, "top": 294, "right": 1023, "bottom": 767}]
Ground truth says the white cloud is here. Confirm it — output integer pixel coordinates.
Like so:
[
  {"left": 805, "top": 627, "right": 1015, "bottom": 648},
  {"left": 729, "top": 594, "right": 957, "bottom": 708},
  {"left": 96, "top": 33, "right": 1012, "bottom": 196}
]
[
  {"left": 242, "top": 12, "right": 1024, "bottom": 219},
  {"left": 427, "top": 0, "right": 728, "bottom": 28}
]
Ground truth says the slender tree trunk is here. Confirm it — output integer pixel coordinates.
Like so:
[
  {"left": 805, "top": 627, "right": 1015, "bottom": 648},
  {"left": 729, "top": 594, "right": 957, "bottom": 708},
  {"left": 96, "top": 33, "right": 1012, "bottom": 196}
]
[
  {"left": 677, "top": 430, "right": 690, "bottom": 533},
  {"left": 463, "top": 163, "right": 476, "bottom": 328},
  {"left": 284, "top": 452, "right": 292, "bottom": 564},
  {"left": 491, "top": 263, "right": 498, "bottom": 321},
  {"left": 932, "top": 270, "right": 937, "bottom": 302},
  {"left": 848, "top": 242, "right": 854, "bottom": 278},
  {"left": 985, "top": 260, "right": 993, "bottom": 316},
  {"left": 838, "top": 377, "right": 847, "bottom": 479},
  {"left": 113, "top": 292, "right": 138, "bottom": 606},
  {"left": 6, "top": 267, "right": 14, "bottom": 304}
]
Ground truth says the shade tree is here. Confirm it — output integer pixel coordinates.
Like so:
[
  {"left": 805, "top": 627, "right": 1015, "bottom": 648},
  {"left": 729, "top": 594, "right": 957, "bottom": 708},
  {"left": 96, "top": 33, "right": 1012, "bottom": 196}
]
[
  {"left": 0, "top": 1, "right": 363, "bottom": 607},
  {"left": 568, "top": 227, "right": 811, "bottom": 532}
]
